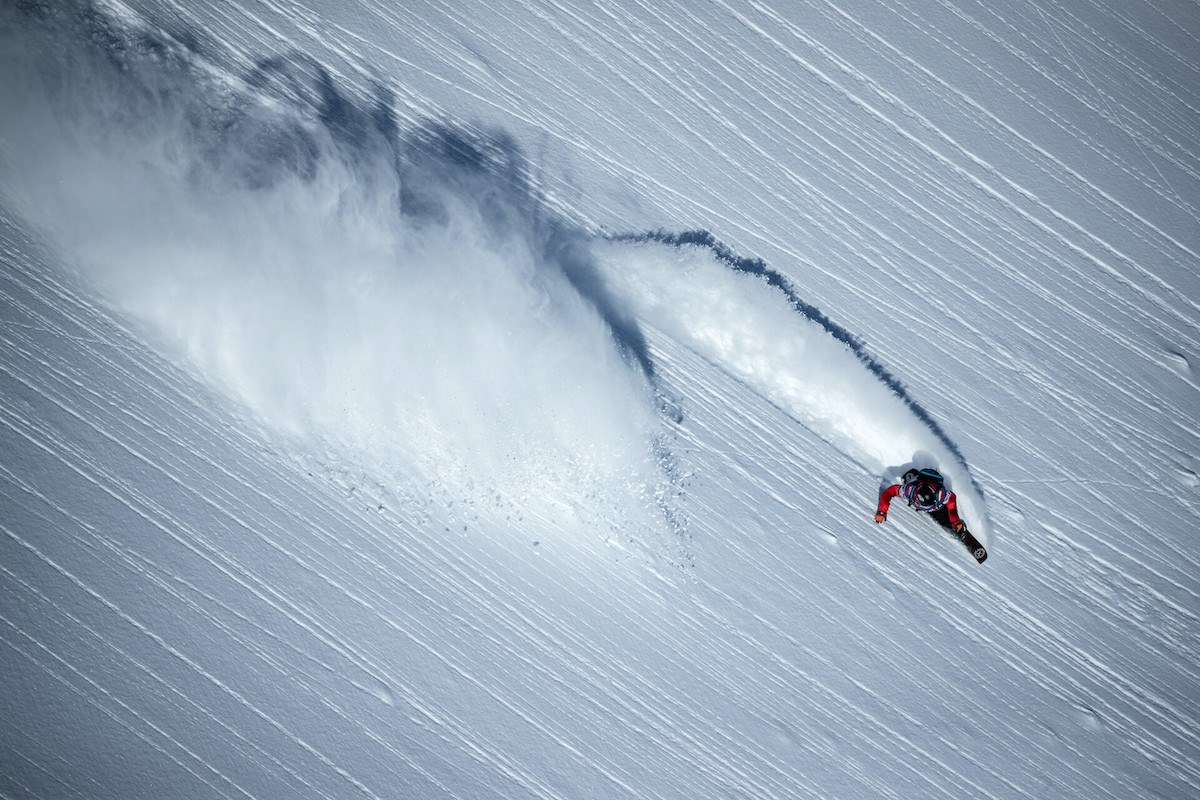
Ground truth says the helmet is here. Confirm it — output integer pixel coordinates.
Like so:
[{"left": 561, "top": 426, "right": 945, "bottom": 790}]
[{"left": 914, "top": 483, "right": 937, "bottom": 507}]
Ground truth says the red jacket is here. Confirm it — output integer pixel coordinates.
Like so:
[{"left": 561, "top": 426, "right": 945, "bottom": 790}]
[{"left": 877, "top": 482, "right": 963, "bottom": 527}]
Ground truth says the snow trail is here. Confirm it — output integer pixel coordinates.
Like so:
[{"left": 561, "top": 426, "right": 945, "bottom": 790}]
[
  {"left": 0, "top": 0, "right": 984, "bottom": 534},
  {"left": 598, "top": 231, "right": 990, "bottom": 537}
]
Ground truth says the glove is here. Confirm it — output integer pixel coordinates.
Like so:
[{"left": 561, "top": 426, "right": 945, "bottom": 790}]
[
  {"left": 874, "top": 512, "right": 886, "bottom": 523},
  {"left": 952, "top": 521, "right": 965, "bottom": 533}
]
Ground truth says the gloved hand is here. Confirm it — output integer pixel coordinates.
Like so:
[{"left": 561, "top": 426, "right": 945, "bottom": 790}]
[
  {"left": 952, "top": 521, "right": 965, "bottom": 533},
  {"left": 874, "top": 512, "right": 886, "bottom": 523}
]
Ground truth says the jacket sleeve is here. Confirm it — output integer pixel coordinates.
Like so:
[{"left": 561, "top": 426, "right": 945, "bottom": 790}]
[
  {"left": 876, "top": 484, "right": 900, "bottom": 516},
  {"left": 944, "top": 492, "right": 964, "bottom": 526}
]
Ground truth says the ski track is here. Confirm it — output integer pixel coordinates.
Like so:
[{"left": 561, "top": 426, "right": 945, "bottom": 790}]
[{"left": 4, "top": 0, "right": 1200, "bottom": 798}]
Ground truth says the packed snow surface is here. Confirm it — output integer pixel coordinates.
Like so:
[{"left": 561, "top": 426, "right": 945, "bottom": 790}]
[{"left": 1, "top": 0, "right": 1197, "bottom": 798}]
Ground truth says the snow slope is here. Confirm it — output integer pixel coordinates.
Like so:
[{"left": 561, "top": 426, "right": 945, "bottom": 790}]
[{"left": 2, "top": 0, "right": 1198, "bottom": 798}]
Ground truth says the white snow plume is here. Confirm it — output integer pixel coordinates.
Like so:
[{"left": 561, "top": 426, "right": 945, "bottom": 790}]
[
  {"left": 0, "top": 3, "right": 665, "bottom": 529},
  {"left": 597, "top": 234, "right": 989, "bottom": 540}
]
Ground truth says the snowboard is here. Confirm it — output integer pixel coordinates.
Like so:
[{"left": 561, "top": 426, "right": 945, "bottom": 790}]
[
  {"left": 951, "top": 525, "right": 988, "bottom": 564},
  {"left": 928, "top": 507, "right": 987, "bottom": 563}
]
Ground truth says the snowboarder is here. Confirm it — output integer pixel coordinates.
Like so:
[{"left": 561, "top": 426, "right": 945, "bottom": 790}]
[{"left": 874, "top": 468, "right": 965, "bottom": 533}]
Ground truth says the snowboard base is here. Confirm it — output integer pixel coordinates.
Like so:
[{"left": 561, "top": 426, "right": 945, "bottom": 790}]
[
  {"left": 954, "top": 527, "right": 988, "bottom": 564},
  {"left": 929, "top": 507, "right": 987, "bottom": 564}
]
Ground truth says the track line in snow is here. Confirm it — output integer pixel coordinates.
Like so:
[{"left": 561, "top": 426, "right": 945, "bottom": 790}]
[{"left": 725, "top": 0, "right": 1200, "bottom": 324}]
